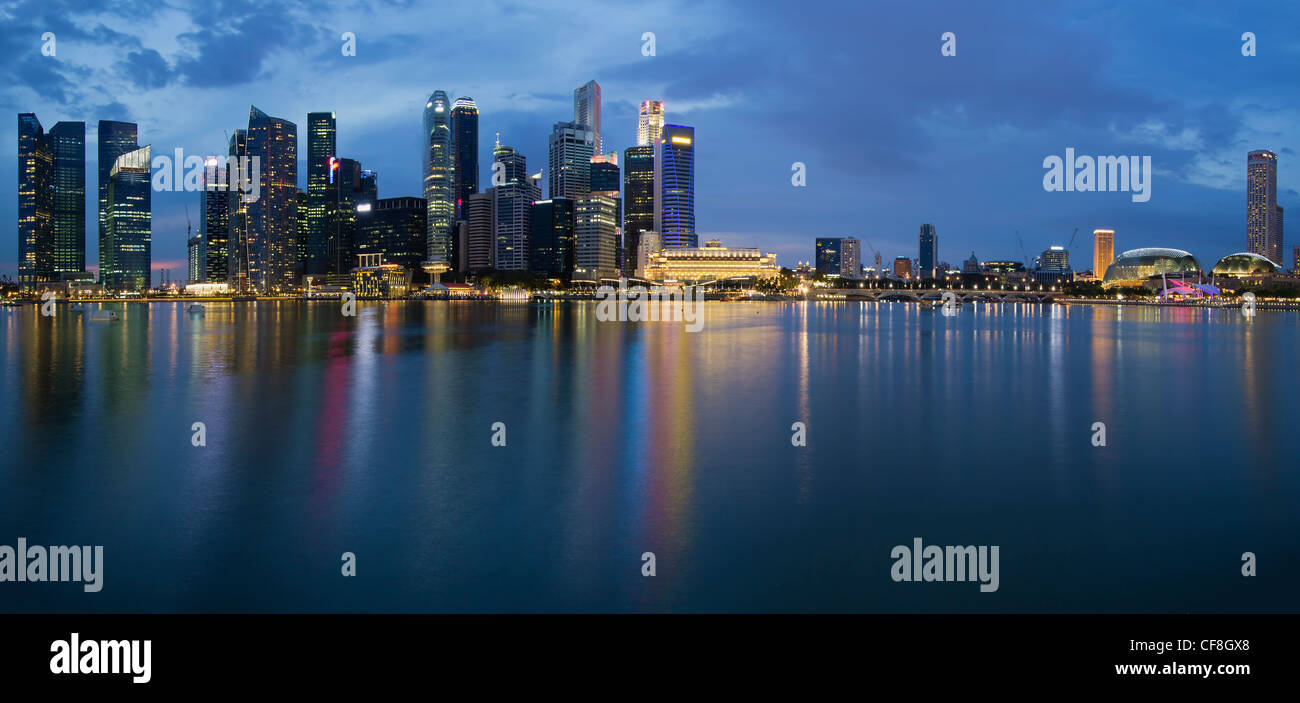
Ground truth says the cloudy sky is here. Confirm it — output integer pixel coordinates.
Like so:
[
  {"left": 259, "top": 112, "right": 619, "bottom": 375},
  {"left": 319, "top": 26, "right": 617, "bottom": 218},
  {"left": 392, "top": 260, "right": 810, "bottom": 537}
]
[{"left": 2, "top": 0, "right": 1298, "bottom": 281}]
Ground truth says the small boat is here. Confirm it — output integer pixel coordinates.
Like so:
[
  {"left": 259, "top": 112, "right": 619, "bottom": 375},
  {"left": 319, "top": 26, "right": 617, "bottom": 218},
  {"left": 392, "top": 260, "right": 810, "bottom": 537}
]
[
  {"left": 70, "top": 303, "right": 86, "bottom": 313},
  {"left": 187, "top": 303, "right": 205, "bottom": 314},
  {"left": 89, "top": 310, "right": 119, "bottom": 322},
  {"left": 231, "top": 294, "right": 257, "bottom": 302},
  {"left": 0, "top": 300, "right": 19, "bottom": 308}
]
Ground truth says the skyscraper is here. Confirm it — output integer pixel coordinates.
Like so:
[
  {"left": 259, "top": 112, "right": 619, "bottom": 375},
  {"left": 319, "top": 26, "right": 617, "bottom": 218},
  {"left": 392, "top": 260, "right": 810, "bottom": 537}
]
[
  {"left": 529, "top": 199, "right": 574, "bottom": 275},
  {"left": 17, "top": 114, "right": 52, "bottom": 291},
  {"left": 226, "top": 129, "right": 250, "bottom": 290},
  {"left": 466, "top": 191, "right": 494, "bottom": 272},
  {"left": 451, "top": 97, "right": 479, "bottom": 216},
  {"left": 97, "top": 120, "right": 138, "bottom": 284},
  {"left": 355, "top": 196, "right": 427, "bottom": 272},
  {"left": 575, "top": 195, "right": 619, "bottom": 279},
  {"left": 492, "top": 141, "right": 538, "bottom": 271},
  {"left": 306, "top": 111, "right": 336, "bottom": 276},
  {"left": 548, "top": 121, "right": 595, "bottom": 200},
  {"left": 423, "top": 91, "right": 453, "bottom": 263},
  {"left": 622, "top": 145, "right": 655, "bottom": 276},
  {"left": 246, "top": 106, "right": 298, "bottom": 292},
  {"left": 815, "top": 238, "right": 859, "bottom": 278},
  {"left": 637, "top": 100, "right": 665, "bottom": 148},
  {"left": 201, "top": 159, "right": 230, "bottom": 282},
  {"left": 1093, "top": 229, "right": 1115, "bottom": 279},
  {"left": 326, "top": 158, "right": 376, "bottom": 277},
  {"left": 918, "top": 224, "right": 937, "bottom": 279},
  {"left": 1247, "top": 150, "right": 1281, "bottom": 264},
  {"left": 657, "top": 124, "right": 695, "bottom": 248},
  {"left": 590, "top": 153, "right": 621, "bottom": 271},
  {"left": 574, "top": 80, "right": 601, "bottom": 155},
  {"left": 103, "top": 146, "right": 151, "bottom": 292},
  {"left": 48, "top": 121, "right": 85, "bottom": 278}
]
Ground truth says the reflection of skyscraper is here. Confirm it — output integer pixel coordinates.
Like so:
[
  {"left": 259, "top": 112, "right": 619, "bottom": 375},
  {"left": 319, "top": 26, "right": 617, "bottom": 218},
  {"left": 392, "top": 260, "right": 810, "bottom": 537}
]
[
  {"left": 574, "top": 80, "right": 601, "bottom": 154},
  {"left": 451, "top": 97, "right": 479, "bottom": 216},
  {"left": 657, "top": 124, "right": 695, "bottom": 248},
  {"left": 104, "top": 146, "right": 152, "bottom": 292},
  {"left": 637, "top": 100, "right": 665, "bottom": 148},
  {"left": 622, "top": 146, "right": 654, "bottom": 276},
  {"left": 97, "top": 120, "right": 138, "bottom": 284},
  {"left": 1093, "top": 229, "right": 1115, "bottom": 279},
  {"left": 306, "top": 111, "right": 336, "bottom": 276},
  {"left": 423, "top": 91, "right": 453, "bottom": 263},
  {"left": 548, "top": 121, "right": 594, "bottom": 200},
  {"left": 1247, "top": 150, "right": 1281, "bottom": 264},
  {"left": 246, "top": 106, "right": 298, "bottom": 292},
  {"left": 917, "top": 224, "right": 937, "bottom": 279}
]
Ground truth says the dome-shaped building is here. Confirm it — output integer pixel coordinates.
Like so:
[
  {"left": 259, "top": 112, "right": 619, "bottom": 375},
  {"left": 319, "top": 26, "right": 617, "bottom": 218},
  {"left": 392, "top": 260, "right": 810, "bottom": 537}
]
[
  {"left": 1102, "top": 248, "right": 1202, "bottom": 287},
  {"left": 1211, "top": 252, "right": 1279, "bottom": 276}
]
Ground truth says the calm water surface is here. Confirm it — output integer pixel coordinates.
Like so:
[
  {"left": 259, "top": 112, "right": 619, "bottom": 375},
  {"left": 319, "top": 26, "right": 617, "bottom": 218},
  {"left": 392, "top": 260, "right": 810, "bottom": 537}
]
[{"left": 2, "top": 300, "right": 1297, "bottom": 612}]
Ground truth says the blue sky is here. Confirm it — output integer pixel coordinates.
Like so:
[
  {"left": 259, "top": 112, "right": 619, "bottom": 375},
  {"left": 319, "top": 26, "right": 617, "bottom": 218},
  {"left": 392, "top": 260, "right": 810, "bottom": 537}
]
[{"left": 2, "top": 0, "right": 1298, "bottom": 280}]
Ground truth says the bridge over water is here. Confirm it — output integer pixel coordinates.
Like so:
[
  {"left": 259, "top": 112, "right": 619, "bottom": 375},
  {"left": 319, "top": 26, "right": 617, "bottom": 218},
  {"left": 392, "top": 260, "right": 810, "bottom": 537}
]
[{"left": 817, "top": 288, "right": 1062, "bottom": 303}]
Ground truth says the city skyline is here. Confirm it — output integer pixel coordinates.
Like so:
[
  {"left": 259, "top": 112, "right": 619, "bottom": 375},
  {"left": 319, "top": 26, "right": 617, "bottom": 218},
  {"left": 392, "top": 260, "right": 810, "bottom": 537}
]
[{"left": 2, "top": 0, "right": 1299, "bottom": 282}]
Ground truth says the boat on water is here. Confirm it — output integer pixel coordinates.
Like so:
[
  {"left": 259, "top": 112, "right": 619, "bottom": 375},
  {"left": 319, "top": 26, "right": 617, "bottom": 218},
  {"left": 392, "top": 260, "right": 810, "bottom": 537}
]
[
  {"left": 231, "top": 294, "right": 257, "bottom": 302},
  {"left": 70, "top": 303, "right": 86, "bottom": 313},
  {"left": 187, "top": 303, "right": 205, "bottom": 314},
  {"left": 89, "top": 310, "right": 119, "bottom": 322}
]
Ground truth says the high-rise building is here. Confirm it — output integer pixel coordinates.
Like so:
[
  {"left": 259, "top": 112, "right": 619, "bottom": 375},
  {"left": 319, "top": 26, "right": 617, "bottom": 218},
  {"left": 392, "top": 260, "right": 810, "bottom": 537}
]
[
  {"left": 1247, "top": 150, "right": 1281, "bottom": 264},
  {"left": 103, "top": 146, "right": 151, "bottom": 292},
  {"left": 574, "top": 195, "right": 619, "bottom": 279},
  {"left": 305, "top": 111, "right": 336, "bottom": 276},
  {"left": 1093, "top": 229, "right": 1115, "bottom": 279},
  {"left": 226, "top": 129, "right": 250, "bottom": 290},
  {"left": 1293, "top": 245, "right": 1299, "bottom": 274},
  {"left": 815, "top": 238, "right": 859, "bottom": 278},
  {"left": 492, "top": 141, "right": 538, "bottom": 271},
  {"left": 200, "top": 160, "right": 231, "bottom": 283},
  {"left": 635, "top": 230, "right": 661, "bottom": 278},
  {"left": 622, "top": 145, "right": 655, "bottom": 276},
  {"left": 325, "top": 158, "right": 377, "bottom": 277},
  {"left": 17, "top": 114, "right": 52, "bottom": 291},
  {"left": 466, "top": 191, "right": 494, "bottom": 272},
  {"left": 188, "top": 233, "right": 202, "bottom": 284},
  {"left": 296, "top": 189, "right": 307, "bottom": 277},
  {"left": 657, "top": 125, "right": 695, "bottom": 248},
  {"left": 590, "top": 153, "right": 621, "bottom": 271},
  {"left": 574, "top": 80, "right": 601, "bottom": 155},
  {"left": 356, "top": 196, "right": 427, "bottom": 272},
  {"left": 918, "top": 224, "right": 937, "bottom": 279},
  {"left": 423, "top": 91, "right": 453, "bottom": 263},
  {"left": 637, "top": 100, "right": 665, "bottom": 148},
  {"left": 47, "top": 121, "right": 85, "bottom": 278},
  {"left": 893, "top": 256, "right": 913, "bottom": 279},
  {"left": 548, "top": 121, "right": 595, "bottom": 200},
  {"left": 245, "top": 106, "right": 298, "bottom": 292},
  {"left": 1039, "top": 246, "right": 1070, "bottom": 272},
  {"left": 529, "top": 199, "right": 574, "bottom": 275},
  {"left": 97, "top": 120, "right": 138, "bottom": 284},
  {"left": 450, "top": 97, "right": 479, "bottom": 217}
]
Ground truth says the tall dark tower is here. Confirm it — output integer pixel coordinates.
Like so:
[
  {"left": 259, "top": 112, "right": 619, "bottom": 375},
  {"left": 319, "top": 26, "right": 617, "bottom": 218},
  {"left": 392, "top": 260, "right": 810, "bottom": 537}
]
[
  {"left": 622, "top": 145, "right": 654, "bottom": 276},
  {"left": 49, "top": 121, "right": 86, "bottom": 277},
  {"left": 451, "top": 97, "right": 479, "bottom": 215},
  {"left": 306, "top": 112, "right": 336, "bottom": 276},
  {"left": 246, "top": 106, "right": 298, "bottom": 292},
  {"left": 97, "top": 120, "right": 137, "bottom": 284}
]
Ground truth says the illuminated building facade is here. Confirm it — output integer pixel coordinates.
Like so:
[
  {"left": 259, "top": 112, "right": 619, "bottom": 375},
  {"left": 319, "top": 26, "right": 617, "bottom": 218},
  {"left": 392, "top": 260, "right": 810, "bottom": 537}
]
[
  {"left": 1093, "top": 229, "right": 1115, "bottom": 279},
  {"left": 574, "top": 195, "right": 619, "bottom": 279},
  {"left": 356, "top": 197, "right": 427, "bottom": 273},
  {"left": 104, "top": 146, "right": 152, "bottom": 293},
  {"left": 529, "top": 199, "right": 574, "bottom": 275},
  {"left": 657, "top": 124, "right": 695, "bottom": 248},
  {"left": 246, "top": 106, "right": 298, "bottom": 292},
  {"left": 893, "top": 256, "right": 913, "bottom": 279},
  {"left": 637, "top": 100, "right": 665, "bottom": 148},
  {"left": 201, "top": 162, "right": 230, "bottom": 282},
  {"left": 451, "top": 97, "right": 479, "bottom": 217},
  {"left": 548, "top": 121, "right": 594, "bottom": 200},
  {"left": 622, "top": 145, "right": 655, "bottom": 276},
  {"left": 918, "top": 224, "right": 937, "bottom": 279},
  {"left": 351, "top": 253, "right": 410, "bottom": 299},
  {"left": 574, "top": 80, "right": 601, "bottom": 154},
  {"left": 492, "top": 142, "right": 538, "bottom": 271},
  {"left": 645, "top": 240, "right": 778, "bottom": 285},
  {"left": 423, "top": 91, "right": 453, "bottom": 263},
  {"left": 306, "top": 111, "right": 336, "bottom": 276},
  {"left": 1102, "top": 248, "right": 1201, "bottom": 287},
  {"left": 466, "top": 191, "right": 494, "bottom": 272},
  {"left": 97, "top": 120, "right": 138, "bottom": 285},
  {"left": 1247, "top": 150, "right": 1281, "bottom": 265}
]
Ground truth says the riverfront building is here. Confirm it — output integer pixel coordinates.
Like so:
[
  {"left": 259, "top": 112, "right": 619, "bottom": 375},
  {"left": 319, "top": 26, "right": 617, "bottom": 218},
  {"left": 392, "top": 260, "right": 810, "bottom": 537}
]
[{"left": 645, "top": 240, "right": 778, "bottom": 285}]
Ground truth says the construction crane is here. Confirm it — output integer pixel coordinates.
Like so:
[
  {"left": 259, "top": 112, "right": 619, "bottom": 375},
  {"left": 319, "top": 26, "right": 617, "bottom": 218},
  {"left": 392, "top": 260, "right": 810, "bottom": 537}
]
[
  {"left": 864, "top": 238, "right": 883, "bottom": 278},
  {"left": 1066, "top": 227, "right": 1079, "bottom": 250},
  {"left": 1016, "top": 230, "right": 1029, "bottom": 268}
]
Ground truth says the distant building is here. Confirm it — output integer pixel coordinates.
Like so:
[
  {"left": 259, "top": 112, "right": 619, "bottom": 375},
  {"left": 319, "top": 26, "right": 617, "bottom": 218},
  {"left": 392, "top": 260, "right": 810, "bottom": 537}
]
[
  {"left": 450, "top": 97, "right": 479, "bottom": 217},
  {"left": 1039, "top": 246, "right": 1070, "bottom": 272},
  {"left": 918, "top": 224, "right": 937, "bottom": 279},
  {"left": 574, "top": 80, "right": 602, "bottom": 155},
  {"left": 529, "top": 199, "right": 575, "bottom": 275},
  {"left": 423, "top": 91, "right": 454, "bottom": 263},
  {"left": 657, "top": 124, "right": 695, "bottom": 248},
  {"left": 356, "top": 197, "right": 427, "bottom": 272},
  {"left": 1247, "top": 150, "right": 1282, "bottom": 266},
  {"left": 1093, "top": 229, "right": 1115, "bottom": 280},
  {"left": 245, "top": 106, "right": 298, "bottom": 292},
  {"left": 492, "top": 141, "right": 539, "bottom": 271},
  {"left": 201, "top": 163, "right": 230, "bottom": 282},
  {"left": 590, "top": 153, "right": 621, "bottom": 271},
  {"left": 893, "top": 256, "right": 913, "bottom": 279},
  {"left": 815, "top": 237, "right": 860, "bottom": 278},
  {"left": 637, "top": 100, "right": 665, "bottom": 148},
  {"left": 103, "top": 146, "right": 152, "bottom": 293},
  {"left": 17, "top": 115, "right": 85, "bottom": 291},
  {"left": 635, "top": 230, "right": 661, "bottom": 279},
  {"left": 645, "top": 240, "right": 778, "bottom": 285},
  {"left": 574, "top": 195, "right": 619, "bottom": 279},
  {"left": 466, "top": 191, "right": 494, "bottom": 272},
  {"left": 622, "top": 145, "right": 655, "bottom": 275},
  {"left": 351, "top": 253, "right": 410, "bottom": 299},
  {"left": 306, "top": 111, "right": 336, "bottom": 276},
  {"left": 98, "top": 120, "right": 138, "bottom": 286},
  {"left": 962, "top": 252, "right": 980, "bottom": 274},
  {"left": 548, "top": 121, "right": 595, "bottom": 200},
  {"left": 188, "top": 234, "right": 202, "bottom": 283}
]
